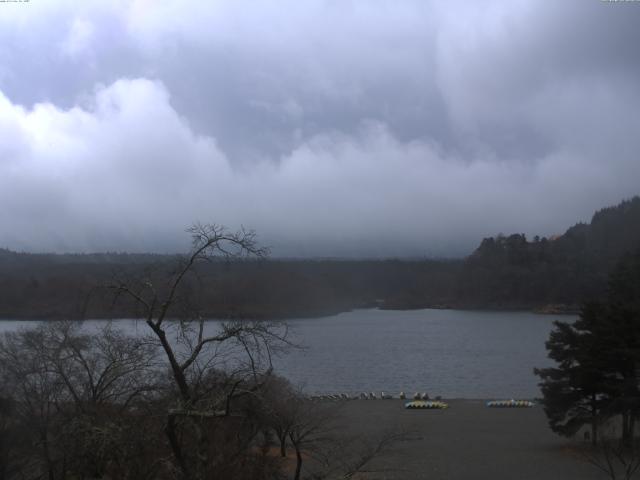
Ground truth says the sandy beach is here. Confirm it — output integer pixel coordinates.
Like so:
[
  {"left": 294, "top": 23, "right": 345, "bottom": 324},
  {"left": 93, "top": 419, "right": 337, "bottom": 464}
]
[{"left": 329, "top": 399, "right": 605, "bottom": 480}]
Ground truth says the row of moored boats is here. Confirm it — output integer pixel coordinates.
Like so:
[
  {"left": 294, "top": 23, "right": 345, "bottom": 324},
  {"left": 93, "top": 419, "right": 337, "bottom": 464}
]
[
  {"left": 309, "top": 392, "right": 441, "bottom": 401},
  {"left": 308, "top": 393, "right": 535, "bottom": 410}
]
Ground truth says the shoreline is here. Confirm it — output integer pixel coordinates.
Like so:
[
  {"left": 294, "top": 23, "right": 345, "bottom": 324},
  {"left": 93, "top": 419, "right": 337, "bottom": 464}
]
[{"left": 0, "top": 304, "right": 579, "bottom": 322}]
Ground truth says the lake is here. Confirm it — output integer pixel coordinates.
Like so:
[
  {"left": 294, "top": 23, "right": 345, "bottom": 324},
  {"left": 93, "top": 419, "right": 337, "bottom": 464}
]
[{"left": 0, "top": 309, "right": 570, "bottom": 399}]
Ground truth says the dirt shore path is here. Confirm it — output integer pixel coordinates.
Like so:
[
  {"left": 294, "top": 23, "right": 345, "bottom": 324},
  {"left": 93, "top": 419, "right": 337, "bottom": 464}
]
[{"left": 331, "top": 399, "right": 605, "bottom": 479}]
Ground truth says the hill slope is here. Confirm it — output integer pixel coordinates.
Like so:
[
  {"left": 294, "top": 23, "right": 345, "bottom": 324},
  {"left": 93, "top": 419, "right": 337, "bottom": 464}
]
[{"left": 455, "top": 196, "right": 640, "bottom": 310}]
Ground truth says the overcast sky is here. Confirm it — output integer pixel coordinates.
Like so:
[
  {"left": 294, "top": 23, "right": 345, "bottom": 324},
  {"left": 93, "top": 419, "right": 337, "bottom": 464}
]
[{"left": 0, "top": 0, "right": 639, "bottom": 257}]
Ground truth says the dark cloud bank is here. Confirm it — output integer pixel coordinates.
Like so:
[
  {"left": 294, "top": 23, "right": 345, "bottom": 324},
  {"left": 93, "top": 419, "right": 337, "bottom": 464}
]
[{"left": 0, "top": 0, "right": 639, "bottom": 257}]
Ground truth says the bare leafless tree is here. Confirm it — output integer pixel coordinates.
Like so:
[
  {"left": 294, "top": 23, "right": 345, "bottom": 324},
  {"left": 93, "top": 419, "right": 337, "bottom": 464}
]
[
  {"left": 0, "top": 321, "right": 161, "bottom": 479},
  {"left": 259, "top": 375, "right": 301, "bottom": 458},
  {"left": 258, "top": 377, "right": 411, "bottom": 480},
  {"left": 107, "top": 224, "right": 292, "bottom": 479},
  {"left": 579, "top": 421, "right": 640, "bottom": 480},
  {"left": 331, "top": 429, "right": 412, "bottom": 479}
]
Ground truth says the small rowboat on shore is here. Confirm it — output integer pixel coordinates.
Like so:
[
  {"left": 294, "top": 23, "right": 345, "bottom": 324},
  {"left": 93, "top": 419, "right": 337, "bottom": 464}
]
[
  {"left": 405, "top": 400, "right": 448, "bottom": 409},
  {"left": 486, "top": 399, "right": 534, "bottom": 408}
]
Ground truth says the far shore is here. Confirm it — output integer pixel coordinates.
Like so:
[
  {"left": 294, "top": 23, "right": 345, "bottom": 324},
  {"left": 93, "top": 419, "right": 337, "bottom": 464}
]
[{"left": 0, "top": 303, "right": 580, "bottom": 322}]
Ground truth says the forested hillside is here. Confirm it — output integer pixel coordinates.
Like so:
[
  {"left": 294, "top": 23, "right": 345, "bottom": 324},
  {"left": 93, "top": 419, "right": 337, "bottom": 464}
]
[{"left": 456, "top": 196, "right": 640, "bottom": 310}]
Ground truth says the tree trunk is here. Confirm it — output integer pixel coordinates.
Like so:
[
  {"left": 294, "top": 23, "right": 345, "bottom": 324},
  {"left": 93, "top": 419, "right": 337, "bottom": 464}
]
[
  {"left": 165, "top": 415, "right": 190, "bottom": 480},
  {"left": 622, "top": 412, "right": 632, "bottom": 447},
  {"left": 279, "top": 435, "right": 287, "bottom": 458},
  {"left": 148, "top": 322, "right": 191, "bottom": 402},
  {"left": 293, "top": 444, "right": 302, "bottom": 480},
  {"left": 591, "top": 394, "right": 598, "bottom": 446},
  {"left": 194, "top": 420, "right": 209, "bottom": 480},
  {"left": 41, "top": 429, "right": 55, "bottom": 480},
  {"left": 290, "top": 433, "right": 303, "bottom": 480}
]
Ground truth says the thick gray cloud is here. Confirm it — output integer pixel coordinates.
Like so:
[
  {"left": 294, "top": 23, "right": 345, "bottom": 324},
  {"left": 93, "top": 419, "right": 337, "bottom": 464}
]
[{"left": 0, "top": 0, "right": 639, "bottom": 256}]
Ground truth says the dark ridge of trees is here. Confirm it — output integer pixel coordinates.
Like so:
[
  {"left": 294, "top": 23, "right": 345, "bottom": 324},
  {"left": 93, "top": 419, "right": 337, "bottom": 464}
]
[
  {"left": 456, "top": 196, "right": 640, "bottom": 310},
  {"left": 0, "top": 196, "right": 639, "bottom": 320},
  {"left": 0, "top": 256, "right": 461, "bottom": 320}
]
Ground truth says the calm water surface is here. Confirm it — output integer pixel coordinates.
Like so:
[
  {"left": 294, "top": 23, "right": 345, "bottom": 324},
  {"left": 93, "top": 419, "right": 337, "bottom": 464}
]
[
  {"left": 0, "top": 309, "right": 571, "bottom": 398},
  {"left": 278, "top": 309, "right": 572, "bottom": 398}
]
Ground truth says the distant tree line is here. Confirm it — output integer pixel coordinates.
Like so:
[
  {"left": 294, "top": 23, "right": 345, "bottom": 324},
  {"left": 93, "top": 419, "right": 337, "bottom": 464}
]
[
  {"left": 0, "top": 253, "right": 460, "bottom": 320},
  {"left": 0, "top": 196, "right": 639, "bottom": 319}
]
